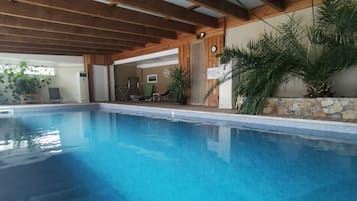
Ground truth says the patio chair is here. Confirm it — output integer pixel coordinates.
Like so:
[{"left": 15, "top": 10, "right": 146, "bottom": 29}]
[
  {"left": 130, "top": 84, "right": 153, "bottom": 101},
  {"left": 141, "top": 84, "right": 153, "bottom": 101},
  {"left": 49, "top": 88, "right": 63, "bottom": 103},
  {"left": 160, "top": 89, "right": 170, "bottom": 101}
]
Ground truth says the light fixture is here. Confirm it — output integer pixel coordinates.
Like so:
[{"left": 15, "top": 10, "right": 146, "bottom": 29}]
[{"left": 197, "top": 32, "right": 206, "bottom": 39}]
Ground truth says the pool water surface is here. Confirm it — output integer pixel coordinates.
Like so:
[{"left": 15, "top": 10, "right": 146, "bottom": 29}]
[{"left": 0, "top": 110, "right": 357, "bottom": 201}]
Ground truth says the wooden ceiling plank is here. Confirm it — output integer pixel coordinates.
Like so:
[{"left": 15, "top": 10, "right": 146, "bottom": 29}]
[
  {"left": 0, "top": 15, "right": 160, "bottom": 43},
  {"left": 0, "top": 34, "right": 128, "bottom": 51},
  {"left": 0, "top": 47, "right": 114, "bottom": 56},
  {"left": 0, "top": 1, "right": 177, "bottom": 39},
  {"left": 17, "top": 0, "right": 196, "bottom": 34},
  {"left": 187, "top": 0, "right": 249, "bottom": 20},
  {"left": 0, "top": 26, "right": 144, "bottom": 48},
  {"left": 112, "top": 0, "right": 219, "bottom": 28},
  {"left": 0, "top": 42, "right": 114, "bottom": 54},
  {"left": 260, "top": 0, "right": 285, "bottom": 11}
]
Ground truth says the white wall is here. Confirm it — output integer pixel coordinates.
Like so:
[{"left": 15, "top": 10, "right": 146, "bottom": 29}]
[
  {"left": 40, "top": 66, "right": 85, "bottom": 103},
  {"left": 226, "top": 7, "right": 357, "bottom": 98},
  {"left": 0, "top": 53, "right": 85, "bottom": 103}
]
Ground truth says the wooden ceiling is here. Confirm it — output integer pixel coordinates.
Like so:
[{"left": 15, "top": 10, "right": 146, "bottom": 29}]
[{"left": 0, "top": 0, "right": 285, "bottom": 56}]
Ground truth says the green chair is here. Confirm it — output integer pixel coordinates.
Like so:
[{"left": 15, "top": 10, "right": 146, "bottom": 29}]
[
  {"left": 141, "top": 84, "right": 153, "bottom": 101},
  {"left": 130, "top": 84, "right": 153, "bottom": 101}
]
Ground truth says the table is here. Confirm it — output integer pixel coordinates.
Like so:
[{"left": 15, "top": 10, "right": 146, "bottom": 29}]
[
  {"left": 152, "top": 92, "right": 160, "bottom": 102},
  {"left": 20, "top": 94, "right": 43, "bottom": 104}
]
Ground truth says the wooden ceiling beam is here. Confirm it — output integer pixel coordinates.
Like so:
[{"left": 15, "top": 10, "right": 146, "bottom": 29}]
[
  {"left": 0, "top": 47, "right": 112, "bottom": 56},
  {"left": 112, "top": 0, "right": 219, "bottom": 28},
  {"left": 0, "top": 15, "right": 160, "bottom": 43},
  {"left": 187, "top": 0, "right": 249, "bottom": 20},
  {"left": 16, "top": 0, "right": 196, "bottom": 34},
  {"left": 0, "top": 34, "right": 128, "bottom": 51},
  {"left": 0, "top": 1, "right": 177, "bottom": 39},
  {"left": 0, "top": 42, "right": 115, "bottom": 54},
  {"left": 0, "top": 26, "right": 144, "bottom": 48},
  {"left": 260, "top": 0, "right": 285, "bottom": 11}
]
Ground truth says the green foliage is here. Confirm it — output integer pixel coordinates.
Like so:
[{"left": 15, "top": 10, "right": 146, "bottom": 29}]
[
  {"left": 215, "top": 0, "right": 357, "bottom": 114},
  {"left": 169, "top": 66, "right": 190, "bottom": 104},
  {"left": 0, "top": 74, "right": 4, "bottom": 100},
  {"left": 4, "top": 61, "right": 51, "bottom": 102}
]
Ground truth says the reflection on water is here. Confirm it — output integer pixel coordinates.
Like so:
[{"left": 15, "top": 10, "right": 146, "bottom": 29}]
[
  {"left": 1, "top": 111, "right": 357, "bottom": 168},
  {"left": 0, "top": 111, "right": 357, "bottom": 201},
  {"left": 0, "top": 117, "right": 62, "bottom": 169}
]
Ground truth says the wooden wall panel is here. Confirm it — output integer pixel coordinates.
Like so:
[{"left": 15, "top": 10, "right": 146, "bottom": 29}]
[
  {"left": 204, "top": 34, "right": 224, "bottom": 107},
  {"left": 178, "top": 44, "right": 191, "bottom": 104},
  {"left": 112, "top": 0, "right": 321, "bottom": 61},
  {"left": 179, "top": 44, "right": 190, "bottom": 75},
  {"left": 110, "top": 0, "right": 321, "bottom": 107}
]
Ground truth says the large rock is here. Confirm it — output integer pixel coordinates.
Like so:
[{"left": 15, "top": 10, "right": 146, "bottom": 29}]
[
  {"left": 277, "top": 106, "right": 288, "bottom": 115},
  {"left": 326, "top": 102, "right": 343, "bottom": 114},
  {"left": 321, "top": 99, "right": 334, "bottom": 107},
  {"left": 339, "top": 100, "right": 350, "bottom": 106},
  {"left": 263, "top": 106, "right": 274, "bottom": 114},
  {"left": 342, "top": 110, "right": 357, "bottom": 120},
  {"left": 313, "top": 112, "right": 326, "bottom": 118}
]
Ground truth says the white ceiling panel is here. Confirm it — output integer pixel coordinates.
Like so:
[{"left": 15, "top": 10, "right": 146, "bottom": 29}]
[
  {"left": 194, "top": 7, "right": 225, "bottom": 18},
  {"left": 226, "top": 0, "right": 265, "bottom": 9},
  {"left": 164, "top": 0, "right": 194, "bottom": 8},
  {"left": 115, "top": 4, "right": 165, "bottom": 17},
  {"left": 93, "top": 0, "right": 110, "bottom": 4},
  {"left": 93, "top": 0, "right": 267, "bottom": 27}
]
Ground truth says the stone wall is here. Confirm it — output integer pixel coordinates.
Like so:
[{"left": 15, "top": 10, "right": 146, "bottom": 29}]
[{"left": 263, "top": 98, "right": 357, "bottom": 120}]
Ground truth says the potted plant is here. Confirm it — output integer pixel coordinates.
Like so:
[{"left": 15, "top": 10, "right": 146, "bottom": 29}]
[
  {"left": 169, "top": 66, "right": 190, "bottom": 104},
  {"left": 4, "top": 61, "right": 51, "bottom": 103}
]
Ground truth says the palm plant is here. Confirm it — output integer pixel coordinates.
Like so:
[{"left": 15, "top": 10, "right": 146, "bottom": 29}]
[
  {"left": 169, "top": 66, "right": 190, "bottom": 104},
  {"left": 215, "top": 0, "right": 357, "bottom": 114}
]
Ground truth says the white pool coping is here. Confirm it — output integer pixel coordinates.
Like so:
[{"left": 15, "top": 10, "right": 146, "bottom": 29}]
[{"left": 1, "top": 103, "right": 357, "bottom": 141}]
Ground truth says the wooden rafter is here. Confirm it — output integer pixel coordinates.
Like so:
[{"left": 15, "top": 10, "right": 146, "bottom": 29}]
[
  {"left": 0, "top": 15, "right": 160, "bottom": 43},
  {"left": 16, "top": 0, "right": 196, "bottom": 34},
  {"left": 0, "top": 1, "right": 177, "bottom": 39},
  {"left": 0, "top": 26, "right": 144, "bottom": 48},
  {"left": 260, "top": 0, "right": 285, "bottom": 11},
  {"left": 0, "top": 34, "right": 128, "bottom": 51},
  {"left": 0, "top": 47, "right": 113, "bottom": 56},
  {"left": 187, "top": 0, "right": 249, "bottom": 20},
  {"left": 0, "top": 42, "right": 115, "bottom": 54},
  {"left": 112, "top": 0, "right": 219, "bottom": 28}
]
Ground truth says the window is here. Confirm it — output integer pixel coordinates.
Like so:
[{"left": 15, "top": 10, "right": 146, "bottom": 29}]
[{"left": 0, "top": 64, "right": 55, "bottom": 76}]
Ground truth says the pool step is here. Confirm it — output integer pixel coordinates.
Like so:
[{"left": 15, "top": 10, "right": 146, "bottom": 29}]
[
  {"left": 27, "top": 183, "right": 127, "bottom": 201},
  {"left": 0, "top": 109, "right": 14, "bottom": 118}
]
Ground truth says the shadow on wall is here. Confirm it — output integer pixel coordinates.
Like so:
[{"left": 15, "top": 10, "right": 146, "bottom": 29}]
[{"left": 275, "top": 66, "right": 357, "bottom": 98}]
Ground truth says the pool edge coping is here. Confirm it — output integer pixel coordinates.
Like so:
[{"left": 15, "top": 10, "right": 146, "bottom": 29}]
[
  {"left": 99, "top": 103, "right": 357, "bottom": 135},
  {"left": 1, "top": 103, "right": 356, "bottom": 136}
]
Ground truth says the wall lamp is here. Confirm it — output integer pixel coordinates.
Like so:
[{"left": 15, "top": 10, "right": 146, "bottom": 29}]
[{"left": 197, "top": 32, "right": 206, "bottom": 39}]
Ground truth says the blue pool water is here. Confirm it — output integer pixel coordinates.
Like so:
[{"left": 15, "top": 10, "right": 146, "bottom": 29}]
[{"left": 0, "top": 110, "right": 357, "bottom": 201}]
